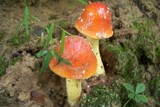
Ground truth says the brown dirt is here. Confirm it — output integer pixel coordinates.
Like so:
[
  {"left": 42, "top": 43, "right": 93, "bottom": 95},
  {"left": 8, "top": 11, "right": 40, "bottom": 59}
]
[{"left": 0, "top": 0, "right": 160, "bottom": 107}]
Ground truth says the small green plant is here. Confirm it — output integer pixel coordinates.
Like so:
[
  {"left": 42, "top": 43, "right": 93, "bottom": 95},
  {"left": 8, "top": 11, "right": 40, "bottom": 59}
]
[
  {"left": 36, "top": 23, "right": 55, "bottom": 73},
  {"left": 12, "top": 0, "right": 30, "bottom": 46},
  {"left": 123, "top": 83, "right": 148, "bottom": 107},
  {"left": 19, "top": 0, "right": 40, "bottom": 35},
  {"left": 18, "top": 1, "right": 29, "bottom": 35},
  {"left": 36, "top": 23, "right": 72, "bottom": 74}
]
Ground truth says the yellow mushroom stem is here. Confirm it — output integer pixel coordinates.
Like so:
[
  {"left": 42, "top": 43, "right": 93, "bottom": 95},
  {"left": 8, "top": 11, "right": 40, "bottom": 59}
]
[
  {"left": 66, "top": 78, "right": 81, "bottom": 106},
  {"left": 86, "top": 37, "right": 105, "bottom": 76}
]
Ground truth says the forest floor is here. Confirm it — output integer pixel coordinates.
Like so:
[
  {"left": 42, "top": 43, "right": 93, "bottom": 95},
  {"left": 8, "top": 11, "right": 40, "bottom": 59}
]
[{"left": 0, "top": 0, "right": 160, "bottom": 107}]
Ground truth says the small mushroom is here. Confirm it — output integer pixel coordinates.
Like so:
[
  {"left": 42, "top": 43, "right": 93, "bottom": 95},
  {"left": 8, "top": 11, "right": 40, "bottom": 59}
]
[
  {"left": 49, "top": 36, "right": 97, "bottom": 106},
  {"left": 75, "top": 2, "right": 113, "bottom": 76}
]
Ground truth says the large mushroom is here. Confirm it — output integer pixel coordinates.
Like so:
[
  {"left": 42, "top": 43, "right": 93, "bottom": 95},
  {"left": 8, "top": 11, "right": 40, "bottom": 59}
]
[
  {"left": 75, "top": 2, "right": 113, "bottom": 76},
  {"left": 49, "top": 36, "right": 97, "bottom": 106}
]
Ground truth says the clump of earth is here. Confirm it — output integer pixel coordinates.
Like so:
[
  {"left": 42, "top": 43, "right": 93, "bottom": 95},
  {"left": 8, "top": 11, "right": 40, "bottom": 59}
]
[{"left": 0, "top": 0, "right": 160, "bottom": 107}]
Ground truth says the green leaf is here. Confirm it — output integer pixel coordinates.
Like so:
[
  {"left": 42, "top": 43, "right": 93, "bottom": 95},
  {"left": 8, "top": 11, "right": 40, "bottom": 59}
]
[
  {"left": 24, "top": 5, "right": 29, "bottom": 35},
  {"left": 50, "top": 49, "right": 60, "bottom": 62},
  {"left": 61, "top": 58, "right": 72, "bottom": 65},
  {"left": 40, "top": 52, "right": 52, "bottom": 74},
  {"left": 128, "top": 93, "right": 135, "bottom": 99},
  {"left": 35, "top": 50, "right": 47, "bottom": 58},
  {"left": 58, "top": 30, "right": 66, "bottom": 55},
  {"left": 134, "top": 94, "right": 148, "bottom": 103},
  {"left": 77, "top": 0, "right": 88, "bottom": 5},
  {"left": 123, "top": 83, "right": 134, "bottom": 93},
  {"left": 135, "top": 83, "right": 145, "bottom": 94},
  {"left": 44, "top": 23, "right": 54, "bottom": 49}
]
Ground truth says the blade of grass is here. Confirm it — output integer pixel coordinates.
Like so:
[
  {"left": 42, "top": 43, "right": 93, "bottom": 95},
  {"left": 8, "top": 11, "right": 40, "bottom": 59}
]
[
  {"left": 77, "top": 0, "right": 88, "bottom": 5},
  {"left": 31, "top": 15, "right": 40, "bottom": 22},
  {"left": 40, "top": 52, "right": 52, "bottom": 74},
  {"left": 58, "top": 30, "right": 66, "bottom": 55},
  {"left": 61, "top": 58, "right": 72, "bottom": 65},
  {"left": 45, "top": 23, "right": 52, "bottom": 33},
  {"left": 44, "top": 23, "right": 54, "bottom": 49},
  {"left": 51, "top": 49, "right": 72, "bottom": 65},
  {"left": 35, "top": 50, "right": 47, "bottom": 58},
  {"left": 18, "top": 21, "right": 24, "bottom": 32},
  {"left": 24, "top": 5, "right": 29, "bottom": 35},
  {"left": 50, "top": 49, "right": 60, "bottom": 62},
  {"left": 55, "top": 24, "right": 73, "bottom": 36},
  {"left": 40, "top": 32, "right": 44, "bottom": 47},
  {"left": 45, "top": 27, "right": 49, "bottom": 34}
]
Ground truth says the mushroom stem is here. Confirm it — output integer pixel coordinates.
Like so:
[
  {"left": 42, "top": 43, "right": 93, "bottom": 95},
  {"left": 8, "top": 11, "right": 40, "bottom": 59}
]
[
  {"left": 66, "top": 78, "right": 81, "bottom": 106},
  {"left": 86, "top": 37, "right": 105, "bottom": 76}
]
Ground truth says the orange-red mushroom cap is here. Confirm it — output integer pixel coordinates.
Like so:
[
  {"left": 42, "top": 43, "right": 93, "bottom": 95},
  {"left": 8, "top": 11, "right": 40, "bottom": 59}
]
[
  {"left": 75, "top": 2, "right": 113, "bottom": 39},
  {"left": 49, "top": 36, "right": 97, "bottom": 79}
]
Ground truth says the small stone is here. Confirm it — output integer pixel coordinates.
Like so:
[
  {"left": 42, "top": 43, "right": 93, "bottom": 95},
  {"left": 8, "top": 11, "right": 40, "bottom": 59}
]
[
  {"left": 30, "top": 90, "right": 45, "bottom": 104},
  {"left": 18, "top": 92, "right": 30, "bottom": 101}
]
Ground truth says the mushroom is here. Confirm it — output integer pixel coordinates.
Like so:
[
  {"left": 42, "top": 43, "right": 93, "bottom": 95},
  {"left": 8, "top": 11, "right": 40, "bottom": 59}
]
[
  {"left": 75, "top": 2, "right": 113, "bottom": 76},
  {"left": 49, "top": 36, "right": 97, "bottom": 106}
]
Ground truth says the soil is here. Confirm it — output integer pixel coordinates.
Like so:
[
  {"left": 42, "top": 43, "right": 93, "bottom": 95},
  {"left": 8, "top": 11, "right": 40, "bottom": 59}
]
[{"left": 0, "top": 0, "right": 160, "bottom": 107}]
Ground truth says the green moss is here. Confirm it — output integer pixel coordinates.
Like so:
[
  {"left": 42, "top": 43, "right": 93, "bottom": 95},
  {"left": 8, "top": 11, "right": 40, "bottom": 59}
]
[
  {"left": 80, "top": 82, "right": 121, "bottom": 107},
  {"left": 9, "top": 34, "right": 29, "bottom": 46},
  {"left": 106, "top": 19, "right": 159, "bottom": 82},
  {"left": 0, "top": 97, "right": 9, "bottom": 106},
  {"left": 149, "top": 76, "right": 160, "bottom": 105},
  {"left": 8, "top": 56, "right": 22, "bottom": 65},
  {"left": 131, "top": 19, "right": 158, "bottom": 63},
  {"left": 106, "top": 42, "right": 144, "bottom": 82},
  {"left": 0, "top": 56, "right": 22, "bottom": 77},
  {"left": 0, "top": 0, "right": 6, "bottom": 3},
  {"left": 0, "top": 88, "right": 11, "bottom": 106},
  {"left": 0, "top": 57, "right": 6, "bottom": 77},
  {"left": 0, "top": 31, "right": 6, "bottom": 41},
  {"left": 105, "top": 18, "right": 160, "bottom": 106}
]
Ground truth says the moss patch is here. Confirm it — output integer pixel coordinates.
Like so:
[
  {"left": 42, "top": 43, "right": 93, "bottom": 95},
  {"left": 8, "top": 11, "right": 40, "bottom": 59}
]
[
  {"left": 80, "top": 81, "right": 121, "bottom": 107},
  {"left": 0, "top": 57, "right": 6, "bottom": 77},
  {"left": 9, "top": 34, "right": 29, "bottom": 46},
  {"left": 8, "top": 56, "right": 22, "bottom": 65},
  {"left": 106, "top": 18, "right": 160, "bottom": 106}
]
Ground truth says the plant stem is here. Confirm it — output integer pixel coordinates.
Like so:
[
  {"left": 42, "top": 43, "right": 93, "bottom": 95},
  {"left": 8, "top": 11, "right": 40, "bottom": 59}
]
[
  {"left": 86, "top": 37, "right": 105, "bottom": 76},
  {"left": 66, "top": 78, "right": 81, "bottom": 106},
  {"left": 123, "top": 99, "right": 131, "bottom": 107},
  {"left": 55, "top": 24, "right": 73, "bottom": 36}
]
